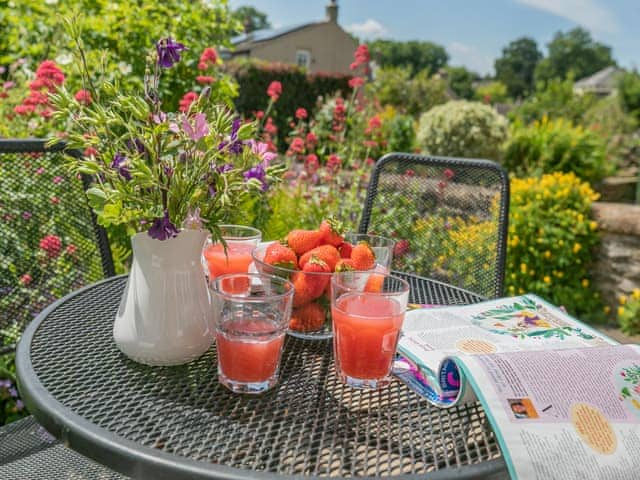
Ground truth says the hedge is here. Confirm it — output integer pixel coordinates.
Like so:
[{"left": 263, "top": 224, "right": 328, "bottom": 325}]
[{"left": 226, "top": 59, "right": 352, "bottom": 147}]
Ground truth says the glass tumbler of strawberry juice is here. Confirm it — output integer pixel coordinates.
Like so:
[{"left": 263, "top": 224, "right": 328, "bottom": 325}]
[
  {"left": 210, "top": 273, "right": 294, "bottom": 394},
  {"left": 331, "top": 271, "right": 409, "bottom": 389},
  {"left": 204, "top": 225, "right": 261, "bottom": 293}
]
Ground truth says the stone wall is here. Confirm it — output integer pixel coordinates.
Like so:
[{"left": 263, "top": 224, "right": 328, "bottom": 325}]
[{"left": 591, "top": 202, "right": 640, "bottom": 312}]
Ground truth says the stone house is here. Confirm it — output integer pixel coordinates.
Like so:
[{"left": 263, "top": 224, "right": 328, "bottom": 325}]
[
  {"left": 228, "top": 1, "right": 357, "bottom": 75},
  {"left": 573, "top": 66, "right": 624, "bottom": 96}
]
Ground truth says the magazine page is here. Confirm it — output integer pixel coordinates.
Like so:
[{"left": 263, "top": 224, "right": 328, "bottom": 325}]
[
  {"left": 454, "top": 344, "right": 640, "bottom": 480},
  {"left": 395, "top": 295, "right": 615, "bottom": 406}
]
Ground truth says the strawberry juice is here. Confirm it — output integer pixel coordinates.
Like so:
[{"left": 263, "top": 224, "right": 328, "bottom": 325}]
[
  {"left": 216, "top": 316, "right": 285, "bottom": 385},
  {"left": 332, "top": 294, "right": 404, "bottom": 385}
]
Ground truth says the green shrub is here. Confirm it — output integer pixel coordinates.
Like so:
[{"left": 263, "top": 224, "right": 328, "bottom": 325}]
[
  {"left": 506, "top": 173, "right": 603, "bottom": 320},
  {"left": 0, "top": 0, "right": 241, "bottom": 110},
  {"left": 228, "top": 59, "right": 352, "bottom": 147},
  {"left": 367, "top": 67, "right": 449, "bottom": 117},
  {"left": 503, "top": 117, "right": 608, "bottom": 182},
  {"left": 475, "top": 81, "right": 509, "bottom": 104},
  {"left": 416, "top": 100, "right": 509, "bottom": 160},
  {"left": 619, "top": 72, "right": 640, "bottom": 123},
  {"left": 617, "top": 289, "right": 640, "bottom": 335},
  {"left": 382, "top": 110, "right": 416, "bottom": 152},
  {"left": 511, "top": 77, "right": 597, "bottom": 124}
]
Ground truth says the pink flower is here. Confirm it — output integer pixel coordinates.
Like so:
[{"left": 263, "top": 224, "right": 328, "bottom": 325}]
[
  {"left": 74, "top": 89, "right": 92, "bottom": 105},
  {"left": 182, "top": 113, "right": 209, "bottom": 141},
  {"left": 50, "top": 196, "right": 60, "bottom": 205},
  {"left": 350, "top": 44, "right": 370, "bottom": 70},
  {"left": 267, "top": 81, "right": 282, "bottom": 101},
  {"left": 255, "top": 110, "right": 265, "bottom": 120},
  {"left": 53, "top": 176, "right": 63, "bottom": 184},
  {"left": 264, "top": 117, "right": 278, "bottom": 135},
  {"left": 66, "top": 244, "right": 77, "bottom": 255},
  {"left": 327, "top": 154, "right": 342, "bottom": 172},
  {"left": 84, "top": 147, "right": 98, "bottom": 158},
  {"left": 287, "top": 137, "right": 305, "bottom": 155},
  {"left": 295, "top": 108, "right": 308, "bottom": 120},
  {"left": 394, "top": 239, "right": 410, "bottom": 257},
  {"left": 405, "top": 169, "right": 415, "bottom": 177},
  {"left": 35, "top": 167, "right": 45, "bottom": 175},
  {"left": 198, "top": 47, "right": 218, "bottom": 70},
  {"left": 179, "top": 91, "right": 198, "bottom": 113},
  {"left": 19, "top": 274, "right": 32, "bottom": 286},
  {"left": 306, "top": 132, "right": 318, "bottom": 147},
  {"left": 39, "top": 234, "right": 62, "bottom": 258},
  {"left": 196, "top": 75, "right": 215, "bottom": 85},
  {"left": 305, "top": 154, "right": 319, "bottom": 174},
  {"left": 249, "top": 140, "right": 277, "bottom": 166},
  {"left": 348, "top": 77, "right": 365, "bottom": 88},
  {"left": 368, "top": 115, "right": 382, "bottom": 130},
  {"left": 443, "top": 168, "right": 455, "bottom": 180}
]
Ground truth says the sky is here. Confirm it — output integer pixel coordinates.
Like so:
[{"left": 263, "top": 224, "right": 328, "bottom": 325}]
[{"left": 228, "top": 0, "right": 640, "bottom": 76}]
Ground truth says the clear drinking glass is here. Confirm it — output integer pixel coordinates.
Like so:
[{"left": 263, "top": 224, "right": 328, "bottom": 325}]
[
  {"left": 204, "top": 225, "right": 262, "bottom": 282},
  {"left": 210, "top": 273, "right": 294, "bottom": 394},
  {"left": 344, "top": 233, "right": 395, "bottom": 270},
  {"left": 331, "top": 271, "right": 409, "bottom": 389}
]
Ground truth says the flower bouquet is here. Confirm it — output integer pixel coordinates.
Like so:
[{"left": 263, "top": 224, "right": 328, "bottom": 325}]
[{"left": 49, "top": 29, "right": 283, "bottom": 366}]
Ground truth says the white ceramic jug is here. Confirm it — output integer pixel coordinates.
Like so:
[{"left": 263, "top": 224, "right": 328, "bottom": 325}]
[{"left": 113, "top": 229, "right": 213, "bottom": 366}]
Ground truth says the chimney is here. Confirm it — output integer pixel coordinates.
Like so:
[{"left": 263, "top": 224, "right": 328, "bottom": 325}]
[{"left": 326, "top": 0, "right": 338, "bottom": 23}]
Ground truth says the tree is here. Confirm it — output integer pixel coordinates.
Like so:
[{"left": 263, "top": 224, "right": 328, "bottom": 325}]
[
  {"left": 445, "top": 66, "right": 477, "bottom": 99},
  {"left": 368, "top": 39, "right": 448, "bottom": 75},
  {"left": 619, "top": 71, "right": 640, "bottom": 123},
  {"left": 535, "top": 28, "right": 615, "bottom": 84},
  {"left": 233, "top": 5, "right": 270, "bottom": 34},
  {"left": 494, "top": 37, "right": 542, "bottom": 99}
]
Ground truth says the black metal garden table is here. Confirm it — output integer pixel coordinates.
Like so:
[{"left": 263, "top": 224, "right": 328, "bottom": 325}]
[{"left": 15, "top": 273, "right": 508, "bottom": 480}]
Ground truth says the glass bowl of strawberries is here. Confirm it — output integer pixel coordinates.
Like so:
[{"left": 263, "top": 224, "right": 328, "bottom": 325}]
[{"left": 252, "top": 219, "right": 394, "bottom": 340}]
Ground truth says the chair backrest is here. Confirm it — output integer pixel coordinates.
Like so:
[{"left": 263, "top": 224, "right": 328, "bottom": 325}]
[
  {"left": 359, "top": 153, "right": 509, "bottom": 299},
  {"left": 0, "top": 139, "right": 114, "bottom": 350}
]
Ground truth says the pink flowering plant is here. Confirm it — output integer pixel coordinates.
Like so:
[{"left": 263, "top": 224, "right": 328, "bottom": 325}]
[{"left": 49, "top": 26, "right": 283, "bottom": 243}]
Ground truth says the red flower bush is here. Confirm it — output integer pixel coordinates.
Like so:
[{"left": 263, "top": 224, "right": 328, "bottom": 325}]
[
  {"left": 327, "top": 154, "right": 342, "bottom": 172},
  {"left": 39, "top": 235, "right": 62, "bottom": 258},
  {"left": 179, "top": 91, "right": 198, "bottom": 112},
  {"left": 198, "top": 47, "right": 218, "bottom": 70},
  {"left": 287, "top": 137, "right": 305, "bottom": 155},
  {"left": 267, "top": 81, "right": 282, "bottom": 101},
  {"left": 15, "top": 60, "right": 65, "bottom": 117},
  {"left": 350, "top": 44, "right": 370, "bottom": 71},
  {"left": 74, "top": 89, "right": 92, "bottom": 105}
]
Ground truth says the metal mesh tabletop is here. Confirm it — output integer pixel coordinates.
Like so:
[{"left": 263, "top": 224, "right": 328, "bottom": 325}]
[{"left": 16, "top": 275, "right": 506, "bottom": 479}]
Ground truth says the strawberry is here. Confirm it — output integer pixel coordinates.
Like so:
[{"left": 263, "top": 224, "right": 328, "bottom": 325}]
[
  {"left": 351, "top": 241, "right": 376, "bottom": 270},
  {"left": 338, "top": 242, "right": 353, "bottom": 259},
  {"left": 335, "top": 258, "right": 355, "bottom": 272},
  {"left": 298, "top": 244, "right": 340, "bottom": 271},
  {"left": 263, "top": 242, "right": 298, "bottom": 269},
  {"left": 292, "top": 256, "right": 330, "bottom": 307},
  {"left": 319, "top": 217, "right": 344, "bottom": 247},
  {"left": 364, "top": 273, "right": 385, "bottom": 292},
  {"left": 289, "top": 302, "right": 326, "bottom": 332},
  {"left": 286, "top": 229, "right": 323, "bottom": 256}
]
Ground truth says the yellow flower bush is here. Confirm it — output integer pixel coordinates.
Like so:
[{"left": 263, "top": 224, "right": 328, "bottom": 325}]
[
  {"left": 505, "top": 172, "right": 603, "bottom": 320},
  {"left": 618, "top": 289, "right": 640, "bottom": 335}
]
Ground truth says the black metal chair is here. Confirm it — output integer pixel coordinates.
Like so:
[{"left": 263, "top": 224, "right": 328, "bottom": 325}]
[
  {"left": 359, "top": 153, "right": 509, "bottom": 299},
  {"left": 0, "top": 139, "right": 123, "bottom": 478}
]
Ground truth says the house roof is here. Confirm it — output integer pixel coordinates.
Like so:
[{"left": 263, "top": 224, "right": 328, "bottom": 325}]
[
  {"left": 574, "top": 66, "right": 623, "bottom": 92},
  {"left": 231, "top": 22, "right": 324, "bottom": 47}
]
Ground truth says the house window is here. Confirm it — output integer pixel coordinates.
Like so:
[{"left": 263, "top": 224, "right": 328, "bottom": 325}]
[{"left": 296, "top": 50, "right": 311, "bottom": 68}]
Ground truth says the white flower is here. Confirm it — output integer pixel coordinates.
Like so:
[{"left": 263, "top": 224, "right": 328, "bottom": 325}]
[
  {"left": 118, "top": 62, "right": 132, "bottom": 75},
  {"left": 55, "top": 52, "right": 73, "bottom": 65},
  {"left": 28, "top": 120, "right": 39, "bottom": 130},
  {"left": 45, "top": 0, "right": 58, "bottom": 4}
]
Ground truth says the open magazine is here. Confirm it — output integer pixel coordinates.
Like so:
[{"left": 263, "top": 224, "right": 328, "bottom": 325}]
[{"left": 394, "top": 295, "right": 640, "bottom": 479}]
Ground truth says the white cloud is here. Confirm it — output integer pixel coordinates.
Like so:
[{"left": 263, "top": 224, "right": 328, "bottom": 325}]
[
  {"left": 516, "top": 0, "right": 618, "bottom": 34},
  {"left": 448, "top": 42, "right": 494, "bottom": 75},
  {"left": 346, "top": 19, "right": 389, "bottom": 40}
]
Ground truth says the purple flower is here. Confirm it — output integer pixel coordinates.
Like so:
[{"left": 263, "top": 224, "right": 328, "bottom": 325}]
[
  {"left": 163, "top": 164, "right": 173, "bottom": 178},
  {"left": 182, "top": 208, "right": 202, "bottom": 230},
  {"left": 126, "top": 138, "right": 147, "bottom": 156},
  {"left": 244, "top": 164, "right": 268, "bottom": 191},
  {"left": 148, "top": 210, "right": 179, "bottom": 240},
  {"left": 16, "top": 400, "right": 24, "bottom": 411},
  {"left": 156, "top": 38, "right": 187, "bottom": 68},
  {"left": 23, "top": 212, "right": 32, "bottom": 220},
  {"left": 0, "top": 379, "right": 11, "bottom": 389},
  {"left": 110, "top": 152, "right": 132, "bottom": 181},
  {"left": 182, "top": 113, "right": 209, "bottom": 141},
  {"left": 218, "top": 118, "right": 243, "bottom": 154},
  {"left": 152, "top": 111, "right": 167, "bottom": 124},
  {"left": 216, "top": 163, "right": 233, "bottom": 174},
  {"left": 249, "top": 140, "right": 277, "bottom": 166},
  {"left": 208, "top": 184, "right": 217, "bottom": 198},
  {"left": 9, "top": 387, "right": 18, "bottom": 398}
]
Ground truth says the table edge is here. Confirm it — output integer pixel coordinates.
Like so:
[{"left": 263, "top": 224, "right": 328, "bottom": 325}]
[{"left": 16, "top": 274, "right": 506, "bottom": 480}]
